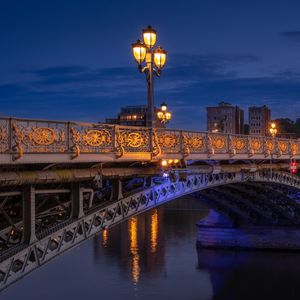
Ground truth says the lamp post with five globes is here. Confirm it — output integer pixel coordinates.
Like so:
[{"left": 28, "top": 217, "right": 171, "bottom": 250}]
[
  {"left": 157, "top": 102, "right": 172, "bottom": 124},
  {"left": 131, "top": 26, "right": 167, "bottom": 127},
  {"left": 269, "top": 122, "right": 277, "bottom": 138}
]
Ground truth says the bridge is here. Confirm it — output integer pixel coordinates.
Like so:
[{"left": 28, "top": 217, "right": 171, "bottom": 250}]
[
  {"left": 0, "top": 116, "right": 300, "bottom": 291},
  {"left": 1, "top": 117, "right": 300, "bottom": 164}
]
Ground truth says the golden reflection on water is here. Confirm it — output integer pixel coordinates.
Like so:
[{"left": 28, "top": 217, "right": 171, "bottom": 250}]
[
  {"left": 151, "top": 209, "right": 158, "bottom": 253},
  {"left": 102, "top": 229, "right": 108, "bottom": 247},
  {"left": 129, "top": 217, "right": 140, "bottom": 285}
]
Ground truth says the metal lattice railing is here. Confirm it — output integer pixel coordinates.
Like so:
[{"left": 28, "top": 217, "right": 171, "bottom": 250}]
[{"left": 0, "top": 117, "right": 299, "bottom": 161}]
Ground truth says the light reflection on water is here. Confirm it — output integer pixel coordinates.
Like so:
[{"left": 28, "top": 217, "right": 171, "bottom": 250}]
[
  {"left": 150, "top": 209, "right": 158, "bottom": 254},
  {"left": 129, "top": 216, "right": 140, "bottom": 286},
  {"left": 3, "top": 197, "right": 300, "bottom": 300},
  {"left": 102, "top": 228, "right": 108, "bottom": 248}
]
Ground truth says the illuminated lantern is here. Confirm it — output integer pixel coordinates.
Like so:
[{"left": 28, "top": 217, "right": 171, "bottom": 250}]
[
  {"left": 132, "top": 39, "right": 147, "bottom": 65},
  {"left": 161, "top": 159, "right": 168, "bottom": 167},
  {"left": 165, "top": 112, "right": 172, "bottom": 120},
  {"left": 161, "top": 102, "right": 167, "bottom": 112},
  {"left": 290, "top": 161, "right": 298, "bottom": 174},
  {"left": 153, "top": 46, "right": 167, "bottom": 69},
  {"left": 142, "top": 25, "right": 157, "bottom": 48}
]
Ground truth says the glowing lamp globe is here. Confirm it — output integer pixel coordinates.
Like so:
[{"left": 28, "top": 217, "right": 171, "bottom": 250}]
[
  {"left": 132, "top": 39, "right": 147, "bottom": 64},
  {"left": 161, "top": 159, "right": 167, "bottom": 167},
  {"left": 161, "top": 102, "right": 167, "bottom": 112},
  {"left": 157, "top": 111, "right": 163, "bottom": 119},
  {"left": 142, "top": 25, "right": 157, "bottom": 48},
  {"left": 153, "top": 46, "right": 167, "bottom": 69},
  {"left": 165, "top": 112, "right": 172, "bottom": 120}
]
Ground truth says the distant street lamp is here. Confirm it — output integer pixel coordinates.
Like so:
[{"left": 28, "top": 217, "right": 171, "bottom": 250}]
[
  {"left": 269, "top": 122, "right": 277, "bottom": 138},
  {"left": 212, "top": 122, "right": 219, "bottom": 133},
  {"left": 157, "top": 102, "right": 172, "bottom": 124},
  {"left": 132, "top": 26, "right": 167, "bottom": 127},
  {"left": 269, "top": 122, "right": 278, "bottom": 177}
]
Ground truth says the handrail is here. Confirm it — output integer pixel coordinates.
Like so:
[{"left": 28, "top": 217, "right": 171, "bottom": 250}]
[{"left": 0, "top": 116, "right": 299, "bottom": 161}]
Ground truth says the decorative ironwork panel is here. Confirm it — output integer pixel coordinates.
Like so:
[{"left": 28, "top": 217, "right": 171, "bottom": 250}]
[
  {"left": 11, "top": 119, "right": 67, "bottom": 153},
  {"left": 156, "top": 129, "right": 181, "bottom": 153},
  {"left": 0, "top": 118, "right": 9, "bottom": 154},
  {"left": 183, "top": 131, "right": 206, "bottom": 153},
  {"left": 70, "top": 124, "right": 114, "bottom": 153},
  {"left": 249, "top": 136, "right": 264, "bottom": 154},
  {"left": 2, "top": 117, "right": 300, "bottom": 160},
  {"left": 291, "top": 141, "right": 300, "bottom": 156},
  {"left": 231, "top": 135, "right": 248, "bottom": 154},
  {"left": 277, "top": 139, "right": 289, "bottom": 155},
  {"left": 209, "top": 133, "right": 228, "bottom": 153},
  {"left": 117, "top": 127, "right": 150, "bottom": 153},
  {"left": 265, "top": 138, "right": 276, "bottom": 154}
]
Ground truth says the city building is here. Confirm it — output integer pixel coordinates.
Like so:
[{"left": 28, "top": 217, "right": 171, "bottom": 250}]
[
  {"left": 106, "top": 105, "right": 164, "bottom": 127},
  {"left": 206, "top": 102, "right": 244, "bottom": 134},
  {"left": 248, "top": 105, "right": 271, "bottom": 136}
]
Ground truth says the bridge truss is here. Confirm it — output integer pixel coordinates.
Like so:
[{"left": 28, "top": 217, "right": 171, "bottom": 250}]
[{"left": 0, "top": 170, "right": 300, "bottom": 291}]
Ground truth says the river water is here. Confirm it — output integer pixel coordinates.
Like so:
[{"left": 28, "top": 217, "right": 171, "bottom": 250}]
[{"left": 2, "top": 197, "right": 300, "bottom": 300}]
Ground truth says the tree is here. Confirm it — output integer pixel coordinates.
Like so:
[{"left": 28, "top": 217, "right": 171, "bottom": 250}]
[{"left": 275, "top": 118, "right": 295, "bottom": 134}]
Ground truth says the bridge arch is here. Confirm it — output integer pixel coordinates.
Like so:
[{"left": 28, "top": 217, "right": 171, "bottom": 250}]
[{"left": 1, "top": 170, "right": 300, "bottom": 291}]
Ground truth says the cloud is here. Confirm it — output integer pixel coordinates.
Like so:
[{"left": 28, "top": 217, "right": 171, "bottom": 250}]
[
  {"left": 280, "top": 31, "right": 300, "bottom": 42},
  {"left": 31, "top": 66, "right": 89, "bottom": 78},
  {"left": 0, "top": 53, "right": 299, "bottom": 130}
]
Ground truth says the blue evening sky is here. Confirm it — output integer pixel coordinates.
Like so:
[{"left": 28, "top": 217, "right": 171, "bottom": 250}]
[{"left": 1, "top": 0, "right": 300, "bottom": 130}]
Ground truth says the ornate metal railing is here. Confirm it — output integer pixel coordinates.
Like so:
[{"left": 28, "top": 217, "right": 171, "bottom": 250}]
[{"left": 0, "top": 117, "right": 299, "bottom": 162}]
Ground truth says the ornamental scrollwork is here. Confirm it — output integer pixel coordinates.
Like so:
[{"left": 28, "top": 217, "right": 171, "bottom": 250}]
[
  {"left": 126, "top": 132, "right": 143, "bottom": 148},
  {"left": 186, "top": 136, "right": 204, "bottom": 151},
  {"left": 115, "top": 128, "right": 124, "bottom": 158},
  {"left": 211, "top": 136, "right": 226, "bottom": 150},
  {"left": 207, "top": 135, "right": 214, "bottom": 156},
  {"left": 228, "top": 136, "right": 236, "bottom": 157},
  {"left": 279, "top": 141, "right": 288, "bottom": 153},
  {"left": 70, "top": 127, "right": 113, "bottom": 158},
  {"left": 250, "top": 139, "right": 262, "bottom": 152},
  {"left": 83, "top": 129, "right": 112, "bottom": 147},
  {"left": 152, "top": 130, "right": 161, "bottom": 158},
  {"left": 266, "top": 140, "right": 275, "bottom": 152},
  {"left": 233, "top": 138, "right": 246, "bottom": 151},
  {"left": 118, "top": 130, "right": 149, "bottom": 151},
  {"left": 0, "top": 127, "right": 7, "bottom": 142},
  {"left": 29, "top": 127, "right": 56, "bottom": 145},
  {"left": 182, "top": 134, "right": 190, "bottom": 157},
  {"left": 11, "top": 123, "right": 65, "bottom": 157},
  {"left": 0, "top": 124, "right": 9, "bottom": 154},
  {"left": 291, "top": 143, "right": 299, "bottom": 155},
  {"left": 12, "top": 124, "right": 24, "bottom": 160},
  {"left": 158, "top": 134, "right": 178, "bottom": 148}
]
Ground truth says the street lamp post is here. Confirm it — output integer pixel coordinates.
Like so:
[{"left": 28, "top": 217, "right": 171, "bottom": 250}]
[
  {"left": 157, "top": 102, "right": 172, "bottom": 124},
  {"left": 269, "top": 121, "right": 277, "bottom": 177},
  {"left": 132, "top": 26, "right": 167, "bottom": 128},
  {"left": 269, "top": 122, "right": 277, "bottom": 138}
]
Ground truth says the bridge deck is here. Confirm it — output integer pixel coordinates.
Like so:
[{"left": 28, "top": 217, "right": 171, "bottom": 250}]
[{"left": 0, "top": 117, "right": 299, "bottom": 164}]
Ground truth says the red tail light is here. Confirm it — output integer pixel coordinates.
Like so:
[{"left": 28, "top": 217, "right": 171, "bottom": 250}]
[{"left": 290, "top": 161, "right": 298, "bottom": 174}]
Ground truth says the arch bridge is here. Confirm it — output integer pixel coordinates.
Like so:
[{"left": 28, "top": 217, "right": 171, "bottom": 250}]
[
  {"left": 0, "top": 116, "right": 300, "bottom": 291},
  {"left": 0, "top": 170, "right": 300, "bottom": 290}
]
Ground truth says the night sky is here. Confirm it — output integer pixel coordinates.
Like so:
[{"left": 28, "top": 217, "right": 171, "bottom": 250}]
[{"left": 1, "top": 0, "right": 300, "bottom": 130}]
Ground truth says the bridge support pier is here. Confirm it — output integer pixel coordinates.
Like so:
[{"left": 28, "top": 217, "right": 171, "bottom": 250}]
[
  {"left": 71, "top": 183, "right": 84, "bottom": 219},
  {"left": 22, "top": 185, "right": 37, "bottom": 244},
  {"left": 110, "top": 179, "right": 123, "bottom": 201},
  {"left": 197, "top": 210, "right": 300, "bottom": 250}
]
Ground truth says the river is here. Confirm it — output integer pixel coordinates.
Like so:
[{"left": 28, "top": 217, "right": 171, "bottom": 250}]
[{"left": 2, "top": 196, "right": 300, "bottom": 300}]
